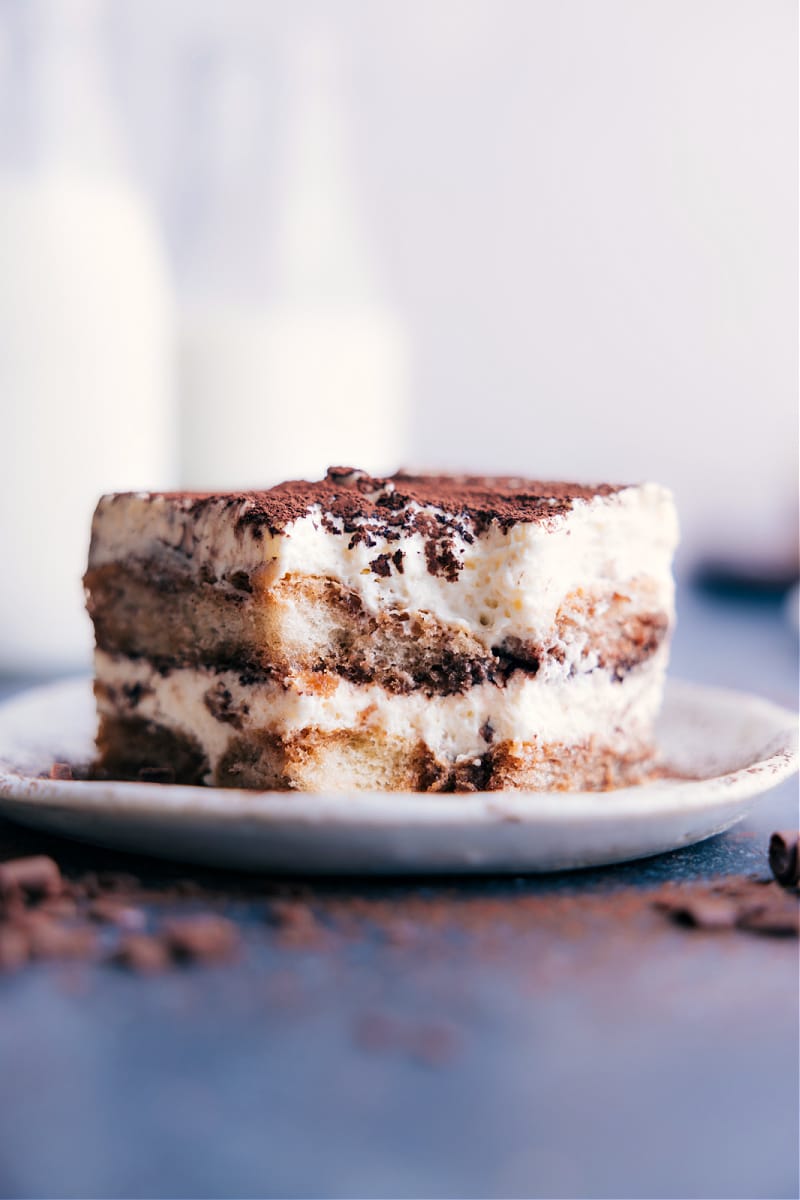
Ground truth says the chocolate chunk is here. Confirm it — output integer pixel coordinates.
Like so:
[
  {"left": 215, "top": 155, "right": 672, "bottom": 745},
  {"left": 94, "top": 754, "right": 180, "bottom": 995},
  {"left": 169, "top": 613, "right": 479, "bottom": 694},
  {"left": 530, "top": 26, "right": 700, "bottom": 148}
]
[
  {"left": 492, "top": 639, "right": 541, "bottom": 680},
  {"left": 369, "top": 553, "right": 392, "bottom": 578},
  {"left": 347, "top": 528, "right": 377, "bottom": 550},
  {"left": 49, "top": 762, "right": 73, "bottom": 780},
  {"left": 163, "top": 915, "right": 240, "bottom": 963},
  {"left": 424, "top": 533, "right": 462, "bottom": 582},
  {"left": 325, "top": 466, "right": 360, "bottom": 482},
  {"left": 0, "top": 856, "right": 62, "bottom": 899},
  {"left": 228, "top": 570, "right": 253, "bottom": 593},
  {"left": 203, "top": 682, "right": 245, "bottom": 729},
  {"left": 121, "top": 682, "right": 151, "bottom": 708},
  {"left": 769, "top": 831, "right": 800, "bottom": 887}
]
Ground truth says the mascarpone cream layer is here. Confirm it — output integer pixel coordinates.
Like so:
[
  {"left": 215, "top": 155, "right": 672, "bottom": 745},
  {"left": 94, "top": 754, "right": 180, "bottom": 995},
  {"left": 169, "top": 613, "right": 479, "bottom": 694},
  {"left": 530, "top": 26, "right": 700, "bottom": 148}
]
[
  {"left": 95, "top": 648, "right": 667, "bottom": 772},
  {"left": 90, "top": 485, "right": 679, "bottom": 656}
]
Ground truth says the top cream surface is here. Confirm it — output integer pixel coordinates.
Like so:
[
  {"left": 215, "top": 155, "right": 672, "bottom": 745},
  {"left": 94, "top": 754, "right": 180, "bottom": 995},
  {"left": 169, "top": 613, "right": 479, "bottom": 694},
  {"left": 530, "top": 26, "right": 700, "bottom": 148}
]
[{"left": 89, "top": 484, "right": 679, "bottom": 655}]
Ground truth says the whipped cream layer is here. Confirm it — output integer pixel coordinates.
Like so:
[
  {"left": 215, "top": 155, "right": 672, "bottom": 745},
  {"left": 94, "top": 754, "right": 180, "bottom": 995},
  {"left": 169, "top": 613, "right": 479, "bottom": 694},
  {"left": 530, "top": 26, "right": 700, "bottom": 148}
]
[
  {"left": 89, "top": 481, "right": 678, "bottom": 658},
  {"left": 95, "top": 647, "right": 667, "bottom": 778}
]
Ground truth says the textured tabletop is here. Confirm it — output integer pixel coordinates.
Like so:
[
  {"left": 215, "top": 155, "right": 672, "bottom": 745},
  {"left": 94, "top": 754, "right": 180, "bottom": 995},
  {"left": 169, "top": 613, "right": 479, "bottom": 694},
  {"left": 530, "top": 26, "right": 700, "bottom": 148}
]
[{"left": 0, "top": 582, "right": 797, "bottom": 1200}]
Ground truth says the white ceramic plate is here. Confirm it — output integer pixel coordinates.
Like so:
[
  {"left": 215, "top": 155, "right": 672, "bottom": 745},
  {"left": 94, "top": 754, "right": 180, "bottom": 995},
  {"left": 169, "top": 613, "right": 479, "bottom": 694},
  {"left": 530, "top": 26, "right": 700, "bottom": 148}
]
[{"left": 0, "top": 678, "right": 796, "bottom": 874}]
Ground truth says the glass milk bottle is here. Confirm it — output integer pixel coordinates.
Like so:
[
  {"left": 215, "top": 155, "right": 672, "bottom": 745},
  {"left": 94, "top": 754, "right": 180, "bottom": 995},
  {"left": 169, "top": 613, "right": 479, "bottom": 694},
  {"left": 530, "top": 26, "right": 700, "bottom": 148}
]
[
  {"left": 0, "top": 0, "right": 174, "bottom": 673},
  {"left": 178, "top": 32, "right": 409, "bottom": 490}
]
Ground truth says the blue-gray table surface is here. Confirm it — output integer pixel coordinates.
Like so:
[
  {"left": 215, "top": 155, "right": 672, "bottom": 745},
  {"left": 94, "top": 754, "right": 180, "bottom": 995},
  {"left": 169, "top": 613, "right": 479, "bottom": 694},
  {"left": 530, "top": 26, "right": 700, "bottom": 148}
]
[{"left": 0, "top": 583, "right": 797, "bottom": 1200}]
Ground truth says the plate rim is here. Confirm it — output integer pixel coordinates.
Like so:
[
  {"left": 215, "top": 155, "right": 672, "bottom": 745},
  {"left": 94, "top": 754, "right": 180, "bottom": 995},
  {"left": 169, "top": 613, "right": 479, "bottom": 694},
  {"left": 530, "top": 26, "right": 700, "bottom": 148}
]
[{"left": 0, "top": 676, "right": 796, "bottom": 829}]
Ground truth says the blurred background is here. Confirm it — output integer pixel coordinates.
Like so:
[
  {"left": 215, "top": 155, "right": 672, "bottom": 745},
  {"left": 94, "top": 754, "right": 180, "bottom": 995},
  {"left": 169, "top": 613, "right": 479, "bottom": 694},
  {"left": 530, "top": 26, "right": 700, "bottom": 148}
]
[{"left": 0, "top": 0, "right": 796, "bottom": 672}]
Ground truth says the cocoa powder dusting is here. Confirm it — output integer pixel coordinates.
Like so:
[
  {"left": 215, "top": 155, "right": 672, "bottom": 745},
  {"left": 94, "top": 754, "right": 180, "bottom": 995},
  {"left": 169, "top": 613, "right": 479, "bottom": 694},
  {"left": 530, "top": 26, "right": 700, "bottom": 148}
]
[{"left": 121, "top": 468, "right": 627, "bottom": 581}]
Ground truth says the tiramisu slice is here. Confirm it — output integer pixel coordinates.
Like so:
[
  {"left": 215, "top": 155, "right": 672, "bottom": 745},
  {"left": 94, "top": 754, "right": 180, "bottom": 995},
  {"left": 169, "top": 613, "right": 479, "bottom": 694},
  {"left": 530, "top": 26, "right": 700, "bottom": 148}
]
[{"left": 85, "top": 468, "right": 679, "bottom": 792}]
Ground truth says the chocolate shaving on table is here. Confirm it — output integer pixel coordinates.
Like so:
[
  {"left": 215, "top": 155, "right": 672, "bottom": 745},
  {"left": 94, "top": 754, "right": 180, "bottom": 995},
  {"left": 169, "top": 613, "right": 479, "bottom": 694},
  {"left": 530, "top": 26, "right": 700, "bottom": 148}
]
[
  {"left": 1, "top": 825, "right": 798, "bottom": 979},
  {"left": 658, "top": 896, "right": 741, "bottom": 930},
  {"left": 266, "top": 899, "right": 327, "bottom": 948},
  {"left": 113, "top": 934, "right": 170, "bottom": 974},
  {"left": 654, "top": 877, "right": 799, "bottom": 939},
  {"left": 769, "top": 831, "right": 800, "bottom": 887},
  {"left": 162, "top": 915, "right": 240, "bottom": 963},
  {"left": 737, "top": 905, "right": 800, "bottom": 937},
  {"left": 267, "top": 899, "right": 319, "bottom": 932}
]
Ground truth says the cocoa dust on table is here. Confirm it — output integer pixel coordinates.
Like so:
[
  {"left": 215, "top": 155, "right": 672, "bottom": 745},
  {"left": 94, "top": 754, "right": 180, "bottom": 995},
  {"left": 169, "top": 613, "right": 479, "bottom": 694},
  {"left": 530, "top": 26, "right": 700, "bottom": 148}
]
[{"left": 0, "top": 805, "right": 797, "bottom": 979}]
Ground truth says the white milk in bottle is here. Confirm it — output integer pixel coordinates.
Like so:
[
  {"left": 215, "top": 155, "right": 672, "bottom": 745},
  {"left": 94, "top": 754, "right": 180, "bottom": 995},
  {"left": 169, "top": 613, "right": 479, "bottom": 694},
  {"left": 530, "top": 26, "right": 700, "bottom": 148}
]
[
  {"left": 0, "top": 0, "right": 173, "bottom": 673},
  {"left": 178, "top": 32, "right": 409, "bottom": 490}
]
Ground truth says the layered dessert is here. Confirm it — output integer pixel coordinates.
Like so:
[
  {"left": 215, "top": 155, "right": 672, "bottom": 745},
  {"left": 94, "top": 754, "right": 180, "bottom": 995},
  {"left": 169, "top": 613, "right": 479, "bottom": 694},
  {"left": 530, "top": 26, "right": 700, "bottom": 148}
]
[{"left": 84, "top": 468, "right": 679, "bottom": 792}]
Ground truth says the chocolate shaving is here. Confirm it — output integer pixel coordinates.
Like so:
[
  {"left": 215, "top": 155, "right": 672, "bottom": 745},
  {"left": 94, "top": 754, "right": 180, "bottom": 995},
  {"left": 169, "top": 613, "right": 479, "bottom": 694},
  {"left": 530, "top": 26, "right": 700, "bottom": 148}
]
[
  {"left": 267, "top": 899, "right": 323, "bottom": 946},
  {"left": 267, "top": 899, "right": 317, "bottom": 930},
  {"left": 113, "top": 934, "right": 170, "bottom": 974},
  {"left": 227, "top": 570, "right": 252, "bottom": 593},
  {"left": 655, "top": 877, "right": 799, "bottom": 939},
  {"left": 369, "top": 553, "right": 392, "bottom": 578},
  {"left": 203, "top": 682, "right": 245, "bottom": 730},
  {"left": 737, "top": 905, "right": 800, "bottom": 937},
  {"left": 162, "top": 915, "right": 240, "bottom": 963},
  {"left": 659, "top": 896, "right": 741, "bottom": 930}
]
